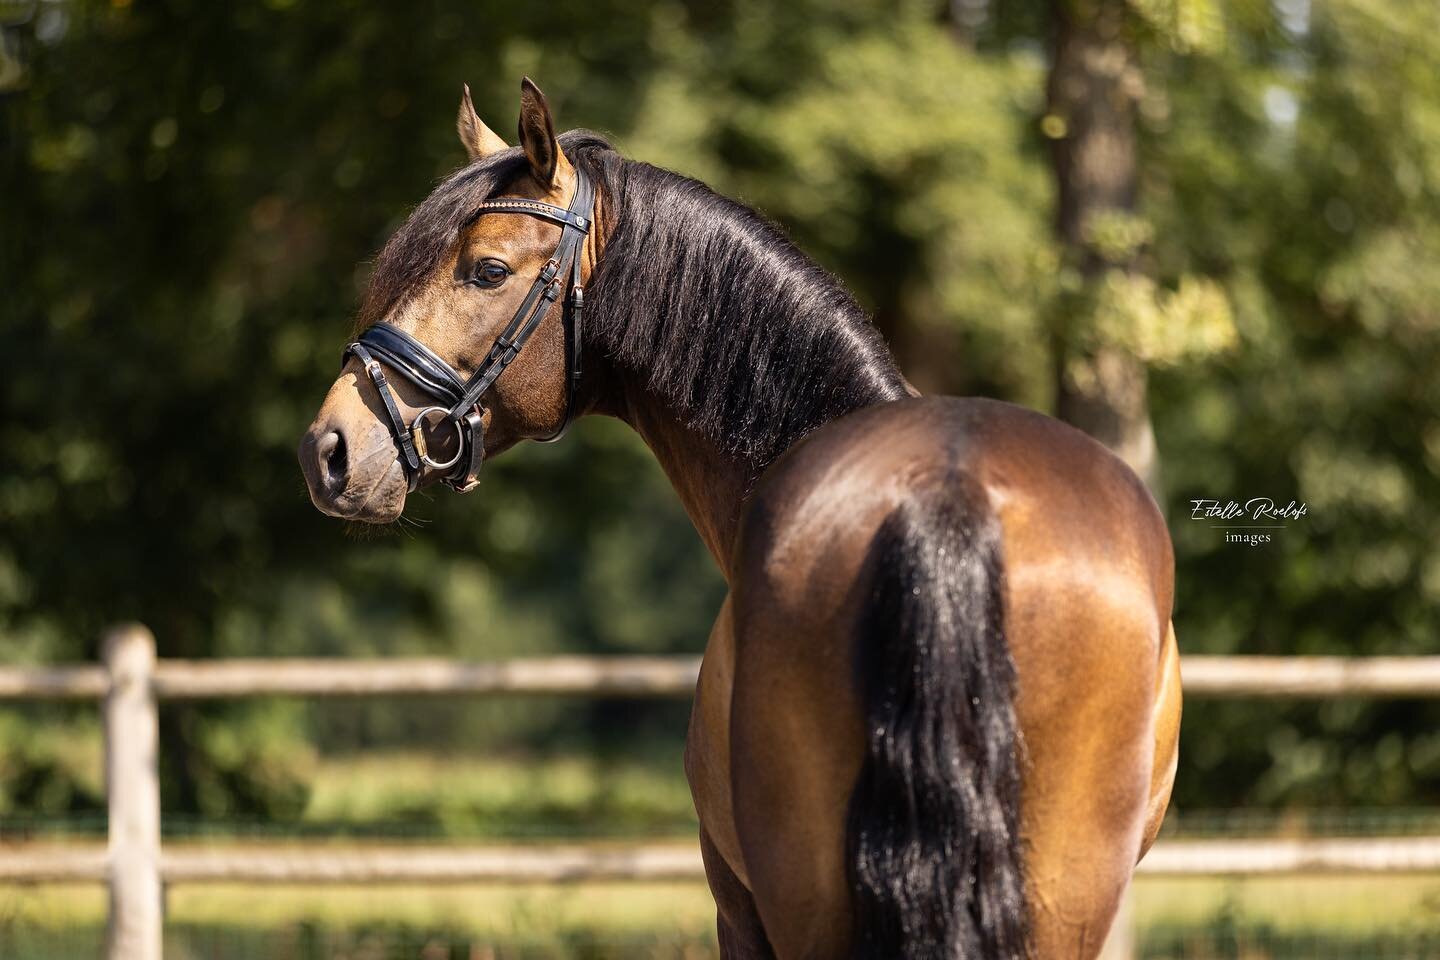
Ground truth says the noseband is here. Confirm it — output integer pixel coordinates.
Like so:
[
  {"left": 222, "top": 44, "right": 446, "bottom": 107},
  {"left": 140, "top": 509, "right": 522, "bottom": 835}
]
[{"left": 344, "top": 169, "right": 596, "bottom": 493}]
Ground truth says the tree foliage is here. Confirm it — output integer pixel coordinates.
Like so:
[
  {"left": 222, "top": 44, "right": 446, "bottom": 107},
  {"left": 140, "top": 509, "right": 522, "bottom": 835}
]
[{"left": 1, "top": 0, "right": 1437, "bottom": 816}]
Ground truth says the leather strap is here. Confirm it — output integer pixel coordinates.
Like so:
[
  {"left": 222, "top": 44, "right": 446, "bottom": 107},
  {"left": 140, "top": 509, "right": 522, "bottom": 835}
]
[
  {"left": 347, "top": 343, "right": 423, "bottom": 486},
  {"left": 453, "top": 409, "right": 486, "bottom": 493},
  {"left": 350, "top": 325, "right": 467, "bottom": 405},
  {"left": 453, "top": 170, "right": 596, "bottom": 433},
  {"left": 471, "top": 198, "right": 591, "bottom": 232},
  {"left": 536, "top": 174, "right": 592, "bottom": 444}
]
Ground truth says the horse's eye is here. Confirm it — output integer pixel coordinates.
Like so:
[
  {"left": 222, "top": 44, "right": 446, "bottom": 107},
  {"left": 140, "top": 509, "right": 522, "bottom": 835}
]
[{"left": 471, "top": 259, "right": 510, "bottom": 288}]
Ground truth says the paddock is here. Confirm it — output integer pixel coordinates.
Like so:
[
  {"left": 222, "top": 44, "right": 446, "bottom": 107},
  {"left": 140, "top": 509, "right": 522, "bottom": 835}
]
[{"left": 3, "top": 624, "right": 1439, "bottom": 959}]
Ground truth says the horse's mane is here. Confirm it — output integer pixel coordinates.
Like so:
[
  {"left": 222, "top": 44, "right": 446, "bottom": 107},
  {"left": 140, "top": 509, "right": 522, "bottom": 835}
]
[{"left": 363, "top": 130, "right": 908, "bottom": 470}]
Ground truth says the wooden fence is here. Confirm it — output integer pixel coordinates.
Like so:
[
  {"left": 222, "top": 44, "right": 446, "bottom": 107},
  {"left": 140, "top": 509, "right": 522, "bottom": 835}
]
[{"left": 3, "top": 623, "right": 1440, "bottom": 959}]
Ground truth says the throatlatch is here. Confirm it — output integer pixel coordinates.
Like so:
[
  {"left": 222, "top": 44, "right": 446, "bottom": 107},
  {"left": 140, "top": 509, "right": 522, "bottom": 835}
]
[{"left": 344, "top": 168, "right": 595, "bottom": 493}]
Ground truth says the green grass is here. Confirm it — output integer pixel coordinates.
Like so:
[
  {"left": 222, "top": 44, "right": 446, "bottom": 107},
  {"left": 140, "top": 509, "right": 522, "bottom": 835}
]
[
  {"left": 298, "top": 751, "right": 698, "bottom": 839},
  {"left": 6, "top": 875, "right": 1440, "bottom": 959},
  {"left": 0, "top": 881, "right": 720, "bottom": 944},
  {"left": 9, "top": 730, "right": 1440, "bottom": 844},
  {"left": 8, "top": 745, "right": 1440, "bottom": 957},
  {"left": 3, "top": 747, "right": 701, "bottom": 841},
  {"left": 1135, "top": 875, "right": 1440, "bottom": 934},
  {"left": 2, "top": 881, "right": 722, "bottom": 960}
]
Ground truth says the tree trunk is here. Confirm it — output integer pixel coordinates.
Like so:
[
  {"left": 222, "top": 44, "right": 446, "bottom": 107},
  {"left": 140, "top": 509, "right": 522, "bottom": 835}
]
[{"left": 1046, "top": 0, "right": 1160, "bottom": 491}]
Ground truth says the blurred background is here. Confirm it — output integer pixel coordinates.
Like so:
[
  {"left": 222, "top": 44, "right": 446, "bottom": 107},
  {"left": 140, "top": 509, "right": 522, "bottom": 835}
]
[{"left": 2, "top": 0, "right": 1439, "bottom": 956}]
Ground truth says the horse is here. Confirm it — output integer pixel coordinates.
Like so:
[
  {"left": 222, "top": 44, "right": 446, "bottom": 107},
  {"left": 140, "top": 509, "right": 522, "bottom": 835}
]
[{"left": 299, "top": 78, "right": 1181, "bottom": 959}]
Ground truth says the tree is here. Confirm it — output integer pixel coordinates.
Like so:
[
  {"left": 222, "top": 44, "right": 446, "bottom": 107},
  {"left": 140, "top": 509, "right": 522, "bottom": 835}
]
[
  {"left": 2, "top": 0, "right": 1438, "bottom": 824},
  {"left": 1046, "top": 0, "right": 1158, "bottom": 486}
]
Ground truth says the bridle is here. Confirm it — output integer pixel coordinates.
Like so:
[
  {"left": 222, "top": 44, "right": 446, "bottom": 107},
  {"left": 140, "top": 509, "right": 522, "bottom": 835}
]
[{"left": 344, "top": 168, "right": 596, "bottom": 493}]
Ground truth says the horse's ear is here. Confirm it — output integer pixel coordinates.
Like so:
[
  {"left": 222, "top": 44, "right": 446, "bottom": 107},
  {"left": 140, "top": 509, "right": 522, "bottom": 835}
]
[
  {"left": 457, "top": 83, "right": 508, "bottom": 161},
  {"left": 517, "top": 77, "right": 572, "bottom": 189}
]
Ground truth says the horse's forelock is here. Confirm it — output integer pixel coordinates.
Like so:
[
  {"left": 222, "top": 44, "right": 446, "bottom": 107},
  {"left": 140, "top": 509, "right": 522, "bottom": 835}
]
[{"left": 357, "top": 149, "right": 529, "bottom": 330}]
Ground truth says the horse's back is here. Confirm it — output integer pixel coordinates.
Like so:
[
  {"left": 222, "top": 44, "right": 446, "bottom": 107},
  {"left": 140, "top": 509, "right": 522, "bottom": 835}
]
[
  {"left": 755, "top": 394, "right": 1168, "bottom": 542},
  {"left": 721, "top": 395, "right": 1175, "bottom": 957},
  {"left": 738, "top": 395, "right": 1172, "bottom": 640}
]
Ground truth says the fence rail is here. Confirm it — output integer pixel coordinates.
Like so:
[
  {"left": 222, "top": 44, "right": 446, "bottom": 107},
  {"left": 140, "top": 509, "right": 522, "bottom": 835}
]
[
  {"left": 0, "top": 654, "right": 703, "bottom": 700},
  {"left": 9, "top": 836, "right": 1440, "bottom": 886},
  {"left": 1178, "top": 655, "right": 1440, "bottom": 698},
  {"left": 9, "top": 651, "right": 1440, "bottom": 702},
  {"left": 4, "top": 624, "right": 1440, "bottom": 959}
]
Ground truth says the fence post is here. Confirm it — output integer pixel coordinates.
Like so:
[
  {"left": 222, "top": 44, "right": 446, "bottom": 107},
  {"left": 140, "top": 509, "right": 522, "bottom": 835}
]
[{"left": 104, "top": 624, "right": 162, "bottom": 960}]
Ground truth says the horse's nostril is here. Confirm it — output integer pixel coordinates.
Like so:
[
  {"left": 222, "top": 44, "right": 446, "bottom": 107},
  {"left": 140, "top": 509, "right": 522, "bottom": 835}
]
[{"left": 317, "top": 431, "right": 347, "bottom": 491}]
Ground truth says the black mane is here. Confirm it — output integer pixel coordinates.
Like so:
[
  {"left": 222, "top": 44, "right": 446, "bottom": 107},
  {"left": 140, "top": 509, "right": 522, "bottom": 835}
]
[{"left": 363, "top": 131, "right": 908, "bottom": 471}]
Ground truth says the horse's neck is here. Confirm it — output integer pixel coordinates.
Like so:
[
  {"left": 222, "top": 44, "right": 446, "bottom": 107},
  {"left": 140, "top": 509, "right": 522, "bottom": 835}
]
[
  {"left": 584, "top": 181, "right": 911, "bottom": 576},
  {"left": 613, "top": 382, "right": 753, "bottom": 580}
]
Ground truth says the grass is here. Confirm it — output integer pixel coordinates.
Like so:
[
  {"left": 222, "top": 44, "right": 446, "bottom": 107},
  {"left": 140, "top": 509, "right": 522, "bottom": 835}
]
[
  {"left": 298, "top": 751, "right": 698, "bottom": 839},
  {"left": 7, "top": 873, "right": 1440, "bottom": 935},
  {"left": 0, "top": 880, "right": 720, "bottom": 938},
  {"left": 9, "top": 871, "right": 1440, "bottom": 930},
  {"left": 6, "top": 874, "right": 1440, "bottom": 959},
  {"left": 2, "top": 747, "right": 701, "bottom": 841},
  {"left": 8, "top": 744, "right": 1440, "bottom": 956},
  {"left": 1135, "top": 874, "right": 1440, "bottom": 933},
  {"left": 2, "top": 881, "right": 721, "bottom": 959}
]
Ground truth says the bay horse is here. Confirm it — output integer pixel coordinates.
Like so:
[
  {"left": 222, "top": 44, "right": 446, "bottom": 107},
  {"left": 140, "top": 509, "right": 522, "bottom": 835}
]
[{"left": 299, "top": 78, "right": 1181, "bottom": 959}]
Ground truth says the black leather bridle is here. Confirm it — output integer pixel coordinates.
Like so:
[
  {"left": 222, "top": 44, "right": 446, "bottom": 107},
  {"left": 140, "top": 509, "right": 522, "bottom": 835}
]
[{"left": 344, "top": 169, "right": 596, "bottom": 493}]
